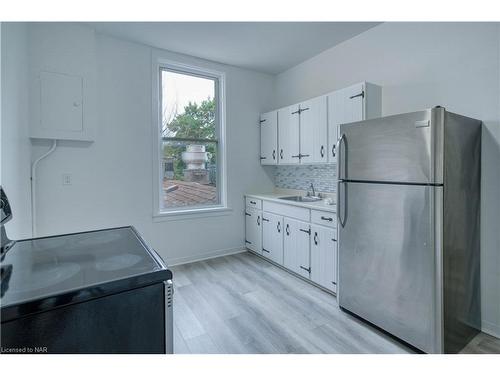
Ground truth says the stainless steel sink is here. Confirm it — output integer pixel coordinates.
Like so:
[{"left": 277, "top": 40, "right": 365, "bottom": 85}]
[{"left": 279, "top": 195, "right": 322, "bottom": 203}]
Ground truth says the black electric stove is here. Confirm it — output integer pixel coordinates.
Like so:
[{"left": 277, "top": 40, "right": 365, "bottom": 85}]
[
  {"left": 1, "top": 226, "right": 171, "bottom": 322},
  {"left": 0, "top": 197, "right": 173, "bottom": 354}
]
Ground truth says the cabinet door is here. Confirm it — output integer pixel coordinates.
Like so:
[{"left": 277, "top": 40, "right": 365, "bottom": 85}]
[
  {"left": 283, "top": 218, "right": 311, "bottom": 278},
  {"left": 245, "top": 208, "right": 262, "bottom": 254},
  {"left": 278, "top": 105, "right": 300, "bottom": 164},
  {"left": 260, "top": 111, "right": 278, "bottom": 165},
  {"left": 310, "top": 225, "right": 337, "bottom": 292},
  {"left": 327, "top": 82, "right": 365, "bottom": 164},
  {"left": 299, "top": 96, "right": 327, "bottom": 164},
  {"left": 262, "top": 212, "right": 284, "bottom": 264}
]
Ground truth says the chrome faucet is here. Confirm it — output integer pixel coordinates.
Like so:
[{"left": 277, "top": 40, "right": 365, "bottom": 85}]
[{"left": 309, "top": 183, "right": 316, "bottom": 197}]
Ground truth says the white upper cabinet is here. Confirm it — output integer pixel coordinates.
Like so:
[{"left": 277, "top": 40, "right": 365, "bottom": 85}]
[
  {"left": 298, "top": 96, "right": 328, "bottom": 164},
  {"left": 278, "top": 105, "right": 300, "bottom": 164},
  {"left": 327, "top": 82, "right": 381, "bottom": 163},
  {"left": 261, "top": 82, "right": 381, "bottom": 166},
  {"left": 260, "top": 111, "right": 278, "bottom": 165}
]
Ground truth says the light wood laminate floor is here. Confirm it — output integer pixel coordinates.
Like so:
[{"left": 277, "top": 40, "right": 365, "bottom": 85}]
[{"left": 171, "top": 251, "right": 500, "bottom": 354}]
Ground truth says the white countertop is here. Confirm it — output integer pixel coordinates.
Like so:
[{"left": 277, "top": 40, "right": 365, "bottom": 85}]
[{"left": 246, "top": 189, "right": 336, "bottom": 213}]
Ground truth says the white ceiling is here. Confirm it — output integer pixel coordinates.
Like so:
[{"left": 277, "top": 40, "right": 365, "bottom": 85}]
[{"left": 89, "top": 22, "right": 380, "bottom": 75}]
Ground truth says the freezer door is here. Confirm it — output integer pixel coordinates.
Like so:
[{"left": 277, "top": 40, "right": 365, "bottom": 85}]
[
  {"left": 338, "top": 108, "right": 444, "bottom": 184},
  {"left": 338, "top": 182, "right": 442, "bottom": 353}
]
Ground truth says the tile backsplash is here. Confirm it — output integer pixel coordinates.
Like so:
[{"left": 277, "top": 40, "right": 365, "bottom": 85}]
[{"left": 273, "top": 164, "right": 336, "bottom": 193}]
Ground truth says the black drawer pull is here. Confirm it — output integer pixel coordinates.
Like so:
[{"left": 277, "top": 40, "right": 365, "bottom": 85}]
[
  {"left": 257, "top": 216, "right": 260, "bottom": 226},
  {"left": 272, "top": 150, "right": 276, "bottom": 160},
  {"left": 262, "top": 218, "right": 269, "bottom": 222},
  {"left": 245, "top": 240, "right": 252, "bottom": 244},
  {"left": 332, "top": 144, "right": 336, "bottom": 157},
  {"left": 331, "top": 238, "right": 337, "bottom": 242},
  {"left": 299, "top": 228, "right": 311, "bottom": 235},
  {"left": 245, "top": 212, "right": 251, "bottom": 217},
  {"left": 250, "top": 200, "right": 257, "bottom": 205},
  {"left": 314, "top": 232, "right": 318, "bottom": 245},
  {"left": 262, "top": 248, "right": 270, "bottom": 253},
  {"left": 320, "top": 145, "right": 324, "bottom": 158},
  {"left": 300, "top": 154, "right": 310, "bottom": 158},
  {"left": 260, "top": 156, "right": 267, "bottom": 160},
  {"left": 259, "top": 119, "right": 266, "bottom": 123},
  {"left": 300, "top": 107, "right": 310, "bottom": 113},
  {"left": 291, "top": 109, "right": 300, "bottom": 115},
  {"left": 291, "top": 154, "right": 301, "bottom": 158},
  {"left": 331, "top": 281, "right": 337, "bottom": 285},
  {"left": 321, "top": 216, "right": 333, "bottom": 222},
  {"left": 280, "top": 149, "right": 283, "bottom": 159}
]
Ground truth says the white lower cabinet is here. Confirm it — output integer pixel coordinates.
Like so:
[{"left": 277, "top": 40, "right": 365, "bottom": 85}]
[
  {"left": 262, "top": 212, "right": 284, "bottom": 264},
  {"left": 310, "top": 224, "right": 338, "bottom": 293},
  {"left": 245, "top": 208, "right": 262, "bottom": 254},
  {"left": 283, "top": 218, "right": 311, "bottom": 278}
]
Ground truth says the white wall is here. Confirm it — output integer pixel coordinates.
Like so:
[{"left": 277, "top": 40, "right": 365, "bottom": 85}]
[
  {"left": 1, "top": 23, "right": 32, "bottom": 238},
  {"left": 275, "top": 22, "right": 500, "bottom": 338},
  {"left": 24, "top": 23, "right": 275, "bottom": 265}
]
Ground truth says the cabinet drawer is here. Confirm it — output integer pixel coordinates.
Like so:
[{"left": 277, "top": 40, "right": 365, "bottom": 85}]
[
  {"left": 246, "top": 197, "right": 262, "bottom": 210},
  {"left": 311, "top": 209, "right": 336, "bottom": 228},
  {"left": 263, "top": 201, "right": 310, "bottom": 221}
]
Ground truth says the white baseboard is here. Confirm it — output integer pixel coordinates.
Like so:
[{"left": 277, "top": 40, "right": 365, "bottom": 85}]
[
  {"left": 482, "top": 320, "right": 500, "bottom": 339},
  {"left": 168, "top": 246, "right": 246, "bottom": 266}
]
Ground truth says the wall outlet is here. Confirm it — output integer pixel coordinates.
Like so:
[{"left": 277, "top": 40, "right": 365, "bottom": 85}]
[{"left": 62, "top": 173, "right": 72, "bottom": 185}]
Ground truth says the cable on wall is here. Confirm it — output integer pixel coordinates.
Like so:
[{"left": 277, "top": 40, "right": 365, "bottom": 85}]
[{"left": 31, "top": 139, "right": 57, "bottom": 237}]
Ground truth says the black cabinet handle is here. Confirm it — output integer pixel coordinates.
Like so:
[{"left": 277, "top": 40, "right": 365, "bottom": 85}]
[
  {"left": 245, "top": 212, "right": 251, "bottom": 217},
  {"left": 277, "top": 222, "right": 281, "bottom": 233},
  {"left": 291, "top": 109, "right": 300, "bottom": 115},
  {"left": 262, "top": 217, "right": 269, "bottom": 222},
  {"left": 285, "top": 224, "right": 290, "bottom": 236},
  {"left": 260, "top": 156, "right": 267, "bottom": 160},
  {"left": 259, "top": 119, "right": 266, "bottom": 123},
  {"left": 250, "top": 200, "right": 256, "bottom": 205},
  {"left": 349, "top": 91, "right": 364, "bottom": 99},
  {"left": 320, "top": 145, "right": 324, "bottom": 158},
  {"left": 291, "top": 154, "right": 301, "bottom": 158},
  {"left": 300, "top": 266, "right": 311, "bottom": 273},
  {"left": 331, "top": 281, "right": 337, "bottom": 285},
  {"left": 321, "top": 216, "right": 333, "bottom": 222},
  {"left": 332, "top": 144, "right": 336, "bottom": 157},
  {"left": 299, "top": 228, "right": 311, "bottom": 235},
  {"left": 314, "top": 232, "right": 318, "bottom": 245},
  {"left": 280, "top": 149, "right": 284, "bottom": 159},
  {"left": 257, "top": 216, "right": 260, "bottom": 226},
  {"left": 245, "top": 240, "right": 252, "bottom": 244},
  {"left": 331, "top": 238, "right": 337, "bottom": 242},
  {"left": 272, "top": 150, "right": 276, "bottom": 160},
  {"left": 262, "top": 248, "right": 270, "bottom": 253},
  {"left": 300, "top": 154, "right": 310, "bottom": 158},
  {"left": 300, "top": 107, "right": 310, "bottom": 113}
]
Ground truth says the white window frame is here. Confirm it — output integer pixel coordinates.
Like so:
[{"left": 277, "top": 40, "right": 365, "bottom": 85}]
[{"left": 152, "top": 57, "right": 228, "bottom": 218}]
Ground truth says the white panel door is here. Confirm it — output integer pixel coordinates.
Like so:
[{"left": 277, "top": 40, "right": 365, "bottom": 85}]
[
  {"left": 278, "top": 105, "right": 300, "bottom": 164},
  {"left": 299, "top": 96, "right": 327, "bottom": 164},
  {"left": 283, "top": 218, "right": 311, "bottom": 278},
  {"left": 262, "top": 212, "right": 284, "bottom": 264},
  {"left": 245, "top": 208, "right": 262, "bottom": 254},
  {"left": 310, "top": 224, "right": 337, "bottom": 292},
  {"left": 260, "top": 111, "right": 278, "bottom": 165},
  {"left": 327, "top": 82, "right": 365, "bottom": 164}
]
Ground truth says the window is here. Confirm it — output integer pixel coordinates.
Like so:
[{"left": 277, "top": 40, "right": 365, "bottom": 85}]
[{"left": 155, "top": 62, "right": 226, "bottom": 215}]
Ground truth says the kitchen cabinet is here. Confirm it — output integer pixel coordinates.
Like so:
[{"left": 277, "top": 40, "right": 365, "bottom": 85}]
[
  {"left": 298, "top": 96, "right": 328, "bottom": 164},
  {"left": 327, "top": 82, "right": 381, "bottom": 163},
  {"left": 262, "top": 212, "right": 284, "bottom": 264},
  {"left": 283, "top": 218, "right": 311, "bottom": 278},
  {"left": 310, "top": 224, "right": 337, "bottom": 293},
  {"left": 260, "top": 111, "right": 278, "bottom": 165},
  {"left": 277, "top": 105, "right": 300, "bottom": 164},
  {"left": 245, "top": 208, "right": 262, "bottom": 254}
]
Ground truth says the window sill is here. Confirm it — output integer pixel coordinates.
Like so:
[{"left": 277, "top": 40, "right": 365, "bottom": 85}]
[{"left": 153, "top": 206, "right": 233, "bottom": 222}]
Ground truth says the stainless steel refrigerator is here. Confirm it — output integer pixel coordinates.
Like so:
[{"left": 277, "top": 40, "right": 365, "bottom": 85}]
[{"left": 336, "top": 107, "right": 481, "bottom": 354}]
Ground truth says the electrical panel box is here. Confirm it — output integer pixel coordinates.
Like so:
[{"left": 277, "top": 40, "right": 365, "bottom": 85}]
[{"left": 31, "top": 71, "right": 92, "bottom": 141}]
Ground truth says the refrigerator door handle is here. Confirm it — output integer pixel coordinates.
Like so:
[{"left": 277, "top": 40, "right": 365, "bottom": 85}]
[
  {"left": 336, "top": 134, "right": 346, "bottom": 180},
  {"left": 337, "top": 181, "right": 346, "bottom": 227}
]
